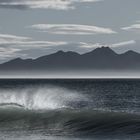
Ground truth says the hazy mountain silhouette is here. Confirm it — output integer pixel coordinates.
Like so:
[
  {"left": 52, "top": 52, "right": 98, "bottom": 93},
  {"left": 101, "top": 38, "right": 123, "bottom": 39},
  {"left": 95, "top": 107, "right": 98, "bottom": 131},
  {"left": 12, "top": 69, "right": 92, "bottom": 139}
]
[{"left": 0, "top": 46, "right": 140, "bottom": 71}]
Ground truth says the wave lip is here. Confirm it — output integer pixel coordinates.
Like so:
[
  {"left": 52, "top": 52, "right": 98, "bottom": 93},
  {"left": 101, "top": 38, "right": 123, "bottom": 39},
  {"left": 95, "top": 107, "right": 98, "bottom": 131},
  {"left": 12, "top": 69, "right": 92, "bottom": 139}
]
[{"left": 0, "top": 103, "right": 24, "bottom": 108}]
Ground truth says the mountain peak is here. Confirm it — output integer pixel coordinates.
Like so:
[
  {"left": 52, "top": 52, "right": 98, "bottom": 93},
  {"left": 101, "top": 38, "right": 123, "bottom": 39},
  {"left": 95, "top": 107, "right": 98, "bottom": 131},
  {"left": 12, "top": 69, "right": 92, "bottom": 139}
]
[
  {"left": 125, "top": 50, "right": 139, "bottom": 55},
  {"left": 53, "top": 50, "right": 80, "bottom": 57},
  {"left": 120, "top": 50, "right": 140, "bottom": 58},
  {"left": 94, "top": 46, "right": 114, "bottom": 52},
  {"left": 8, "top": 57, "right": 23, "bottom": 63},
  {"left": 55, "top": 50, "right": 79, "bottom": 54},
  {"left": 56, "top": 50, "right": 65, "bottom": 54},
  {"left": 84, "top": 46, "right": 117, "bottom": 57}
]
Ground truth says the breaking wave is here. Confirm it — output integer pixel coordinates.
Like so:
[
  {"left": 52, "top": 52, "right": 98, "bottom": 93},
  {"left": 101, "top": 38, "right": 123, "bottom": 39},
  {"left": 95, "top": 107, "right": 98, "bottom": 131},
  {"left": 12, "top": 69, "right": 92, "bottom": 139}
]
[
  {"left": 0, "top": 85, "right": 90, "bottom": 110},
  {"left": 0, "top": 84, "right": 140, "bottom": 138}
]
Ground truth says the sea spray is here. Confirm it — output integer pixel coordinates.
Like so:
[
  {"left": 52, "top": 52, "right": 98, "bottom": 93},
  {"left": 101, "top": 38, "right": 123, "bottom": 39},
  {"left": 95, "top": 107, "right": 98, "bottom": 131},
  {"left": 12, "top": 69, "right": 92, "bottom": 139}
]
[{"left": 0, "top": 85, "right": 90, "bottom": 110}]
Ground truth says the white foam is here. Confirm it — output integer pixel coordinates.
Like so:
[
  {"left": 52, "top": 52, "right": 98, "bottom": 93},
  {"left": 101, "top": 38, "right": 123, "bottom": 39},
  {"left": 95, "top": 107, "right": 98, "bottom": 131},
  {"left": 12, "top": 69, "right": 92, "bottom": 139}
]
[{"left": 0, "top": 85, "right": 88, "bottom": 110}]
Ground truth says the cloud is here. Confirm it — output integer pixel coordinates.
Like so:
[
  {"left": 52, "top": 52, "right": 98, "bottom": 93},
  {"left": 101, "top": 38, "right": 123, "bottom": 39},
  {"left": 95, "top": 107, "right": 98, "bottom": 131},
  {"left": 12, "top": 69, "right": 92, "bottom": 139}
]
[
  {"left": 0, "top": 34, "right": 31, "bottom": 45},
  {"left": 0, "top": 0, "right": 102, "bottom": 10},
  {"left": 30, "top": 24, "right": 116, "bottom": 35},
  {"left": 0, "top": 33, "right": 67, "bottom": 59},
  {"left": 111, "top": 40, "right": 136, "bottom": 47},
  {"left": 79, "top": 42, "right": 102, "bottom": 48},
  {"left": 79, "top": 40, "right": 136, "bottom": 48},
  {"left": 0, "top": 33, "right": 67, "bottom": 46},
  {"left": 122, "top": 24, "right": 140, "bottom": 32}
]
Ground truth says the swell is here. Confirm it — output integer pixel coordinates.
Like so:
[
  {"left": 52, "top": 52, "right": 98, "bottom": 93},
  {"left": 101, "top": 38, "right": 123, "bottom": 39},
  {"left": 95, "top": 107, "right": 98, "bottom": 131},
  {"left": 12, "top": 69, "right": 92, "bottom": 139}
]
[{"left": 0, "top": 107, "right": 140, "bottom": 137}]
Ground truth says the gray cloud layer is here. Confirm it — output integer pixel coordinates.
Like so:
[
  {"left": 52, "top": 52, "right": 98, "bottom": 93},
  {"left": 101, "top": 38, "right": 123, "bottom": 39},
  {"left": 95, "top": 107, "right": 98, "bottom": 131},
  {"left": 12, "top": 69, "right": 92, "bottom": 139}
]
[
  {"left": 0, "top": 0, "right": 102, "bottom": 10},
  {"left": 30, "top": 24, "right": 116, "bottom": 35},
  {"left": 122, "top": 24, "right": 140, "bottom": 33}
]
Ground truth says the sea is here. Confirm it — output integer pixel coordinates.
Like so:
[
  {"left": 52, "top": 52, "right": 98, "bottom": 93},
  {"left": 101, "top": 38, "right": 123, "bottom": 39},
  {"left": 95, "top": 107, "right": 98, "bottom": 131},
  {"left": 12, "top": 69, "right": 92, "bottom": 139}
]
[{"left": 0, "top": 79, "right": 140, "bottom": 140}]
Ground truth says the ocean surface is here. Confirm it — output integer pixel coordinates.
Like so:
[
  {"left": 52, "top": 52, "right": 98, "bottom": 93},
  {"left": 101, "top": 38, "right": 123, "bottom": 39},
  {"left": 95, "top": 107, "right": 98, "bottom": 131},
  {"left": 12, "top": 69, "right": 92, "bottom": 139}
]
[{"left": 0, "top": 79, "right": 140, "bottom": 140}]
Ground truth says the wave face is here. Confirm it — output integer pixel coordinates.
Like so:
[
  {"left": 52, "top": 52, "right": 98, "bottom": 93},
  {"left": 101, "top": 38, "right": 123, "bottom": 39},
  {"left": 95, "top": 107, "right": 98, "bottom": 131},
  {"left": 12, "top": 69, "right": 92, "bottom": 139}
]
[{"left": 0, "top": 79, "right": 140, "bottom": 139}]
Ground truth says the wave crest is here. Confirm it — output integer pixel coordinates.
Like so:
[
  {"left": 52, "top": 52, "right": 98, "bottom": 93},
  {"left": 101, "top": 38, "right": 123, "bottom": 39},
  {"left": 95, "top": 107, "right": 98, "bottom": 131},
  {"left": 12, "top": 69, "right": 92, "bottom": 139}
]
[{"left": 0, "top": 85, "right": 89, "bottom": 110}]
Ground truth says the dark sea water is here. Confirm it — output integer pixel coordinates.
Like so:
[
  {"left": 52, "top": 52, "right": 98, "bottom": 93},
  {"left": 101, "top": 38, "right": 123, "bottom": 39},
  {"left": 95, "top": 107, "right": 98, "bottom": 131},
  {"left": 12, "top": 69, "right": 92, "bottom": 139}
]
[{"left": 0, "top": 79, "right": 140, "bottom": 140}]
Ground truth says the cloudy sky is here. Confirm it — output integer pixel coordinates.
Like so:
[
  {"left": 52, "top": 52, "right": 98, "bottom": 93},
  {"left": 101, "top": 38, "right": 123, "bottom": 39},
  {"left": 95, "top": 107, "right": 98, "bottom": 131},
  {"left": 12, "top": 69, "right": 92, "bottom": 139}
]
[{"left": 0, "top": 0, "right": 139, "bottom": 63}]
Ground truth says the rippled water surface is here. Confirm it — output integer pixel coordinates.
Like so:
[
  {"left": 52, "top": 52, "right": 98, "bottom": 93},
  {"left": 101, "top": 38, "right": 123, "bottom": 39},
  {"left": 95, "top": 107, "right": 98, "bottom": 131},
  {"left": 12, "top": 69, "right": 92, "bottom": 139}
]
[{"left": 0, "top": 79, "right": 140, "bottom": 140}]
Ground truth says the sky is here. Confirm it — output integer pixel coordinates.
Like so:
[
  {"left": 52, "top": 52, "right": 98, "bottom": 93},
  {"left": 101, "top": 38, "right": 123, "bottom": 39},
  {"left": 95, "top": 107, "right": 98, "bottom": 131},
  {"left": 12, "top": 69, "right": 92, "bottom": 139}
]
[{"left": 0, "top": 0, "right": 140, "bottom": 63}]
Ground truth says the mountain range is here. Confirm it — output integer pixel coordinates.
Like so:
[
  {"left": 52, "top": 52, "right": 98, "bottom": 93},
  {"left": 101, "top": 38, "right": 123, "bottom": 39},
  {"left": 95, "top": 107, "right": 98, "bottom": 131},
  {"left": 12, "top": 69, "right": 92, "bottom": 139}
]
[{"left": 1, "top": 46, "right": 140, "bottom": 72}]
